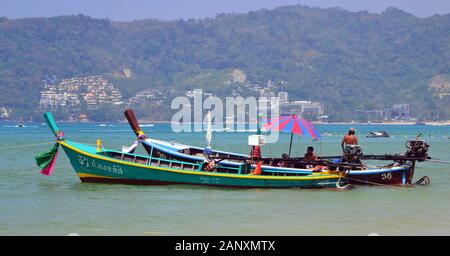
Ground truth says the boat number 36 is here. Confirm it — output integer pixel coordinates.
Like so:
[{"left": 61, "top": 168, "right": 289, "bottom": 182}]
[{"left": 381, "top": 172, "right": 393, "bottom": 180}]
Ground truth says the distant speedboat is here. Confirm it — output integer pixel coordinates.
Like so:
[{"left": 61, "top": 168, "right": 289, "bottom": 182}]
[
  {"left": 367, "top": 131, "right": 390, "bottom": 138},
  {"left": 17, "top": 123, "right": 24, "bottom": 128},
  {"left": 99, "top": 124, "right": 107, "bottom": 127}
]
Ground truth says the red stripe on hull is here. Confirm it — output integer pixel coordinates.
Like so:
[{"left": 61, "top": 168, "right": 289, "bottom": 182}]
[
  {"left": 79, "top": 177, "right": 331, "bottom": 189},
  {"left": 80, "top": 177, "right": 173, "bottom": 186}
]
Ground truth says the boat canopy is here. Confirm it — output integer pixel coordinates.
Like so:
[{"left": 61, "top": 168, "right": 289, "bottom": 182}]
[
  {"left": 140, "top": 139, "right": 315, "bottom": 174},
  {"left": 146, "top": 138, "right": 190, "bottom": 151},
  {"left": 145, "top": 138, "right": 249, "bottom": 158}
]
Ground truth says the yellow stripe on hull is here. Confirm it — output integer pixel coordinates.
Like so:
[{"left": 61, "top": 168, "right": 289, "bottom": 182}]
[{"left": 77, "top": 173, "right": 118, "bottom": 179}]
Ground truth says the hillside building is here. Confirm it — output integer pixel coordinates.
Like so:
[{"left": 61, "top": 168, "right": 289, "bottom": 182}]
[{"left": 39, "top": 76, "right": 122, "bottom": 110}]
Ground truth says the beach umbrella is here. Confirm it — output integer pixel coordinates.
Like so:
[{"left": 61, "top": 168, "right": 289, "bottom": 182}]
[{"left": 263, "top": 114, "right": 320, "bottom": 157}]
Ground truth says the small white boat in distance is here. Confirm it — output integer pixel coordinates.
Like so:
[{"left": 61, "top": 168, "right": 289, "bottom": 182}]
[{"left": 367, "top": 131, "right": 390, "bottom": 138}]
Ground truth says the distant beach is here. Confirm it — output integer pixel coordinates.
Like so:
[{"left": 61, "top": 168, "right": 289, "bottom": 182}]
[
  {"left": 17, "top": 119, "right": 450, "bottom": 126},
  {"left": 139, "top": 120, "right": 450, "bottom": 126},
  {"left": 316, "top": 121, "right": 450, "bottom": 126}
]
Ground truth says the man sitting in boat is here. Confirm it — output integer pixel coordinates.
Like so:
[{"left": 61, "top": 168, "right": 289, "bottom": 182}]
[
  {"left": 304, "top": 146, "right": 318, "bottom": 162},
  {"left": 277, "top": 153, "right": 290, "bottom": 167},
  {"left": 303, "top": 146, "right": 327, "bottom": 172},
  {"left": 304, "top": 146, "right": 319, "bottom": 169}
]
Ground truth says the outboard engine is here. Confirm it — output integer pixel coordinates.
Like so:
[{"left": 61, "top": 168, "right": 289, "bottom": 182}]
[
  {"left": 405, "top": 140, "right": 429, "bottom": 161},
  {"left": 343, "top": 145, "right": 363, "bottom": 163}
]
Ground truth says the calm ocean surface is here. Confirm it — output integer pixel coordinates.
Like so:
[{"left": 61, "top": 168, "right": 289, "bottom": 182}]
[{"left": 0, "top": 122, "right": 449, "bottom": 235}]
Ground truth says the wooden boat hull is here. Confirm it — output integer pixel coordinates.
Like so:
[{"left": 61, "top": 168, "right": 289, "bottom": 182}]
[
  {"left": 59, "top": 141, "right": 342, "bottom": 189},
  {"left": 140, "top": 139, "right": 416, "bottom": 186},
  {"left": 343, "top": 164, "right": 414, "bottom": 185}
]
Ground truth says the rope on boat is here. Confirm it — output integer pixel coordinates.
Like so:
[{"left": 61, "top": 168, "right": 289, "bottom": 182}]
[
  {"left": 0, "top": 141, "right": 98, "bottom": 151},
  {"left": 336, "top": 176, "right": 352, "bottom": 189},
  {"left": 426, "top": 159, "right": 450, "bottom": 164},
  {"left": 0, "top": 141, "right": 53, "bottom": 150}
]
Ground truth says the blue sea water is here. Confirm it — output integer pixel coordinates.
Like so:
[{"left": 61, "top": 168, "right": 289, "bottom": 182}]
[{"left": 0, "top": 122, "right": 449, "bottom": 235}]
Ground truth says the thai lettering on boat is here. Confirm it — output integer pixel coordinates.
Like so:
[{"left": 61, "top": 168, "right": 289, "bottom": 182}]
[{"left": 77, "top": 155, "right": 123, "bottom": 175}]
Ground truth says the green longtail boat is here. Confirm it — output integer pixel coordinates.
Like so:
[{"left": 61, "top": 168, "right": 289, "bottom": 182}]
[{"left": 36, "top": 112, "right": 344, "bottom": 188}]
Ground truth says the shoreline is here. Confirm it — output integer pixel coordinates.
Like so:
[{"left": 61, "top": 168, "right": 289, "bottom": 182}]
[
  {"left": 114, "top": 120, "right": 450, "bottom": 126},
  {"left": 3, "top": 120, "right": 450, "bottom": 126},
  {"left": 315, "top": 121, "right": 450, "bottom": 126}
]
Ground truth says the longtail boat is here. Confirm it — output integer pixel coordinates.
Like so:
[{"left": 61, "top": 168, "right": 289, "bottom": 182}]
[
  {"left": 123, "top": 109, "right": 431, "bottom": 187},
  {"left": 35, "top": 112, "right": 343, "bottom": 189}
]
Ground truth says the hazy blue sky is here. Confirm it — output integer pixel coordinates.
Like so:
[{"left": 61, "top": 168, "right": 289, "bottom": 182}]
[{"left": 2, "top": 0, "right": 450, "bottom": 20}]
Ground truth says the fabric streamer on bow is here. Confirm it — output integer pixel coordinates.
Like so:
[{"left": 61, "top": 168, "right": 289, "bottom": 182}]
[{"left": 35, "top": 142, "right": 59, "bottom": 176}]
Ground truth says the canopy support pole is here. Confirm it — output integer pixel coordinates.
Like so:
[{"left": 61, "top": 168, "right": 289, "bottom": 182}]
[
  {"left": 149, "top": 143, "right": 154, "bottom": 164},
  {"left": 288, "top": 133, "right": 294, "bottom": 157}
]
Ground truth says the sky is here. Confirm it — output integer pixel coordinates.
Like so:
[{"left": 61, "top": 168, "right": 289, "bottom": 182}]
[{"left": 1, "top": 0, "right": 450, "bottom": 21}]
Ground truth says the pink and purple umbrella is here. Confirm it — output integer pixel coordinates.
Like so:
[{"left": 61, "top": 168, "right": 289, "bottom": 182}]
[{"left": 263, "top": 114, "right": 320, "bottom": 156}]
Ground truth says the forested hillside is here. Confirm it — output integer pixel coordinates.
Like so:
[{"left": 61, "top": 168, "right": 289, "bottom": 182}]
[{"left": 0, "top": 5, "right": 449, "bottom": 121}]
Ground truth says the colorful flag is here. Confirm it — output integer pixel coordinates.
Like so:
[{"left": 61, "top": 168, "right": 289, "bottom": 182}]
[{"left": 35, "top": 143, "right": 59, "bottom": 176}]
